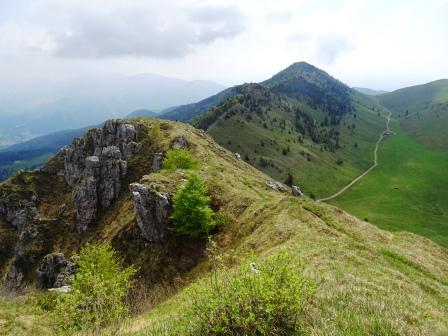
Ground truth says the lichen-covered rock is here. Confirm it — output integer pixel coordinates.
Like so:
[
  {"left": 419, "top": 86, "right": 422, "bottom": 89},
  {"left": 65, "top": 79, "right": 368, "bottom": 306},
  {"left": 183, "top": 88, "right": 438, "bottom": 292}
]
[
  {"left": 36, "top": 253, "right": 76, "bottom": 290},
  {"left": 129, "top": 183, "right": 171, "bottom": 242},
  {"left": 63, "top": 120, "right": 138, "bottom": 232}
]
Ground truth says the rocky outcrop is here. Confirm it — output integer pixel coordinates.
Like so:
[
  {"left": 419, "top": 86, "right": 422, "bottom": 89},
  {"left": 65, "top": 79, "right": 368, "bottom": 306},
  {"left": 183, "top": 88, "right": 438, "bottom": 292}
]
[
  {"left": 63, "top": 120, "right": 138, "bottom": 232},
  {"left": 265, "top": 180, "right": 289, "bottom": 192},
  {"left": 172, "top": 136, "right": 188, "bottom": 149},
  {"left": 129, "top": 183, "right": 171, "bottom": 242},
  {"left": 0, "top": 190, "right": 38, "bottom": 237},
  {"left": 36, "top": 253, "right": 76, "bottom": 290},
  {"left": 152, "top": 152, "right": 164, "bottom": 172},
  {"left": 4, "top": 265, "right": 24, "bottom": 291},
  {"left": 292, "top": 186, "right": 304, "bottom": 197}
]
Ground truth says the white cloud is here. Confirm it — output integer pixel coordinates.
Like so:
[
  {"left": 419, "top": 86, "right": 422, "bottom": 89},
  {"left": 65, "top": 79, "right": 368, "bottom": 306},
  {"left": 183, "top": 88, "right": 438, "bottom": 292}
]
[{"left": 0, "top": 0, "right": 446, "bottom": 89}]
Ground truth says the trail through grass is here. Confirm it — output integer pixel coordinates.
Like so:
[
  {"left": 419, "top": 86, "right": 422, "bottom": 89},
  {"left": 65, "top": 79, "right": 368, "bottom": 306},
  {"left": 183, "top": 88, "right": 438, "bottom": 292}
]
[{"left": 330, "top": 120, "right": 448, "bottom": 247}]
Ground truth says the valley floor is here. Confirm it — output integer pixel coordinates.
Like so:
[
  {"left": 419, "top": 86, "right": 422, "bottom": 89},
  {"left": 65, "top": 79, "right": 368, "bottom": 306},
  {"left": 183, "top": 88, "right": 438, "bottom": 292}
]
[{"left": 330, "top": 120, "right": 448, "bottom": 248}]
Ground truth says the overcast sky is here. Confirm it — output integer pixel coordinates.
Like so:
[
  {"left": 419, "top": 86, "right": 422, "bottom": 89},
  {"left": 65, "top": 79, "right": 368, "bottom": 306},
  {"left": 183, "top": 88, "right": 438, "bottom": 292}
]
[{"left": 0, "top": 0, "right": 447, "bottom": 91}]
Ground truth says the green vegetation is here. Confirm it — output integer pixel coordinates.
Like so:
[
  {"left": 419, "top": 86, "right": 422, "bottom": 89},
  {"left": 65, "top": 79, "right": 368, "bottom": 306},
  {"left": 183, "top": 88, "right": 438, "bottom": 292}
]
[
  {"left": 1, "top": 114, "right": 448, "bottom": 335},
  {"left": 378, "top": 79, "right": 448, "bottom": 150},
  {"left": 186, "top": 252, "right": 312, "bottom": 336},
  {"left": 54, "top": 243, "right": 136, "bottom": 334},
  {"left": 170, "top": 174, "right": 216, "bottom": 238},
  {"left": 330, "top": 121, "right": 448, "bottom": 247},
  {"left": 162, "top": 148, "right": 198, "bottom": 170},
  {"left": 194, "top": 82, "right": 386, "bottom": 198},
  {"left": 0, "top": 294, "right": 52, "bottom": 335}
]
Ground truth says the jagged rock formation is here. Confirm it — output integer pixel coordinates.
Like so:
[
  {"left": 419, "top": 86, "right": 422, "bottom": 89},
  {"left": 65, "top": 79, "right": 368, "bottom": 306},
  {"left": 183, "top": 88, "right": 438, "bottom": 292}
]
[
  {"left": 36, "top": 253, "right": 76, "bottom": 289},
  {"left": 0, "top": 189, "right": 40, "bottom": 290},
  {"left": 129, "top": 183, "right": 172, "bottom": 242},
  {"left": 63, "top": 120, "right": 137, "bottom": 232}
]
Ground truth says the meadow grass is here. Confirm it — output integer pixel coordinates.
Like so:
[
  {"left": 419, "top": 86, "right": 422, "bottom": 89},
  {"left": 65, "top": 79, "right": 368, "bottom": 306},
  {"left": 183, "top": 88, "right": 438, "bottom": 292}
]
[{"left": 330, "top": 120, "right": 448, "bottom": 247}]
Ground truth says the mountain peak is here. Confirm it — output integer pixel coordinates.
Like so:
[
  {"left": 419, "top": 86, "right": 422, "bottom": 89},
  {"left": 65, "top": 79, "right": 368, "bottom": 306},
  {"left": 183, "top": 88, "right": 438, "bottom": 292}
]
[{"left": 263, "top": 61, "right": 333, "bottom": 87}]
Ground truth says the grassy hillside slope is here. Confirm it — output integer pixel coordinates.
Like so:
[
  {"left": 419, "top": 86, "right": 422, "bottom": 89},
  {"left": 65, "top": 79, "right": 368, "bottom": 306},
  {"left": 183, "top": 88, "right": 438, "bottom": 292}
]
[
  {"left": 193, "top": 63, "right": 388, "bottom": 198},
  {"left": 329, "top": 120, "right": 448, "bottom": 248},
  {"left": 378, "top": 79, "right": 448, "bottom": 150},
  {"left": 1, "top": 118, "right": 447, "bottom": 335}
]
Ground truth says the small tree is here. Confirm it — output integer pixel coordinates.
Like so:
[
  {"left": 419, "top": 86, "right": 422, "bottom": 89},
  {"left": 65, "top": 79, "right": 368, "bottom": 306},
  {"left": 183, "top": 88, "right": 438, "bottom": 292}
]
[
  {"left": 163, "top": 148, "right": 198, "bottom": 170},
  {"left": 54, "top": 243, "right": 136, "bottom": 335},
  {"left": 170, "top": 174, "right": 216, "bottom": 238}
]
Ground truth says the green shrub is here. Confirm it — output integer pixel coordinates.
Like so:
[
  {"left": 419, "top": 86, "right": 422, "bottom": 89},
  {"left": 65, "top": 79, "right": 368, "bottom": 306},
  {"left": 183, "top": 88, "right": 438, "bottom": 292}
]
[
  {"left": 170, "top": 174, "right": 217, "bottom": 238},
  {"left": 54, "top": 243, "right": 136, "bottom": 334},
  {"left": 162, "top": 148, "right": 198, "bottom": 170},
  {"left": 186, "top": 253, "right": 313, "bottom": 336}
]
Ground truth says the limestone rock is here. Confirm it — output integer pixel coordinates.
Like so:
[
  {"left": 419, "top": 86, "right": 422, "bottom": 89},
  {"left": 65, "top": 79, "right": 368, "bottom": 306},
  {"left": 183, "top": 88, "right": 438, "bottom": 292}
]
[
  {"left": 172, "top": 136, "right": 188, "bottom": 149},
  {"left": 63, "top": 120, "right": 138, "bottom": 232},
  {"left": 72, "top": 177, "right": 98, "bottom": 233},
  {"left": 0, "top": 190, "right": 38, "bottom": 236},
  {"left": 235, "top": 153, "right": 241, "bottom": 160},
  {"left": 4, "top": 264, "right": 24, "bottom": 291},
  {"left": 292, "top": 186, "right": 304, "bottom": 197},
  {"left": 36, "top": 253, "right": 76, "bottom": 290},
  {"left": 129, "top": 183, "right": 171, "bottom": 242},
  {"left": 265, "top": 180, "right": 289, "bottom": 192},
  {"left": 152, "top": 152, "right": 164, "bottom": 172}
]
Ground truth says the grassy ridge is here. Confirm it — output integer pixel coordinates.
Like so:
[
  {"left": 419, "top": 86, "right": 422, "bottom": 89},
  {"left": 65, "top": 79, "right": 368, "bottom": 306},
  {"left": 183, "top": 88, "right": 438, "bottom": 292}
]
[
  {"left": 1, "top": 118, "right": 448, "bottom": 335},
  {"left": 330, "top": 120, "right": 448, "bottom": 247}
]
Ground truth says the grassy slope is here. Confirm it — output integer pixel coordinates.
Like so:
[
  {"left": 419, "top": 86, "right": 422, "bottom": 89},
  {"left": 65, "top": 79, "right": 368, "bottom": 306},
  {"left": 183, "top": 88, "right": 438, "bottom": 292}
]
[
  {"left": 1, "top": 119, "right": 447, "bottom": 335},
  {"left": 378, "top": 79, "right": 448, "bottom": 150},
  {"left": 206, "top": 90, "right": 387, "bottom": 198},
  {"left": 330, "top": 120, "right": 448, "bottom": 248}
]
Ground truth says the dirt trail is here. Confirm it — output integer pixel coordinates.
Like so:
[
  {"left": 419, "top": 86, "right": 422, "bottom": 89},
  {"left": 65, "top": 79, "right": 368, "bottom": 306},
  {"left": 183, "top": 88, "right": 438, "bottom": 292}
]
[{"left": 318, "top": 111, "right": 392, "bottom": 202}]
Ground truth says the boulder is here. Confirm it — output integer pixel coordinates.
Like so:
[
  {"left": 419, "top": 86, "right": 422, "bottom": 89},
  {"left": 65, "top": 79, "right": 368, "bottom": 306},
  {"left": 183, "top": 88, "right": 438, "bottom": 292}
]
[
  {"left": 292, "top": 186, "right": 304, "bottom": 197},
  {"left": 235, "top": 153, "right": 241, "bottom": 160},
  {"left": 129, "top": 183, "right": 171, "bottom": 242}
]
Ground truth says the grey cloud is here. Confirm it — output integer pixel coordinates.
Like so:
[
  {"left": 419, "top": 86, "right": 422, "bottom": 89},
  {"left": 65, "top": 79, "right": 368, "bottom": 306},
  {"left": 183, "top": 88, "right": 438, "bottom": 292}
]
[{"left": 51, "top": 4, "right": 246, "bottom": 59}]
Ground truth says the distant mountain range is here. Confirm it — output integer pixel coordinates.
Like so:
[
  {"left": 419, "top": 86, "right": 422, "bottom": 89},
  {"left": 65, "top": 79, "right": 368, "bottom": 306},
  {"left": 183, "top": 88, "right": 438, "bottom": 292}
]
[
  {"left": 0, "top": 73, "right": 225, "bottom": 147},
  {"left": 2, "top": 64, "right": 448, "bottom": 187}
]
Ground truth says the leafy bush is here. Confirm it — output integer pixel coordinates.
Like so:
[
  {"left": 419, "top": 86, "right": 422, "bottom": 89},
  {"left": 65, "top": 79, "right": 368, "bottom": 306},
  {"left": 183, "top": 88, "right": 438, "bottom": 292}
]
[
  {"left": 162, "top": 148, "right": 198, "bottom": 170},
  {"left": 170, "top": 174, "right": 217, "bottom": 238},
  {"left": 186, "top": 252, "right": 313, "bottom": 336},
  {"left": 54, "top": 243, "right": 136, "bottom": 334}
]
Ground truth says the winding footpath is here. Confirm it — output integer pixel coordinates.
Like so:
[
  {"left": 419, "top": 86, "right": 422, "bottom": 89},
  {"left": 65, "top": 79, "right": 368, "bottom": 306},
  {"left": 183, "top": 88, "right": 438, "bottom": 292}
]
[{"left": 317, "top": 111, "right": 392, "bottom": 202}]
